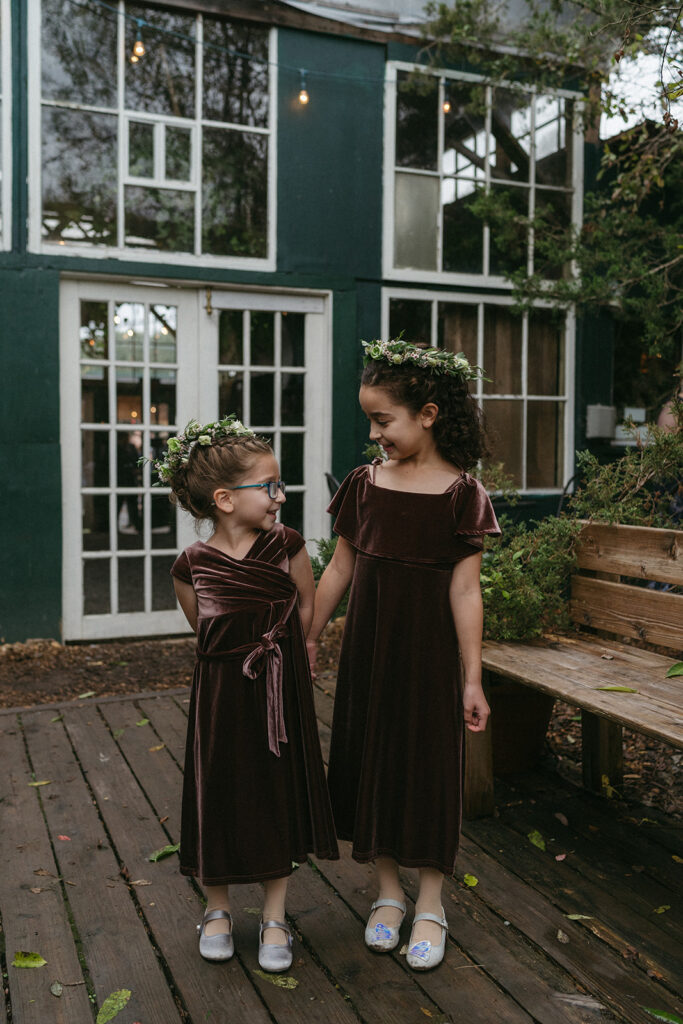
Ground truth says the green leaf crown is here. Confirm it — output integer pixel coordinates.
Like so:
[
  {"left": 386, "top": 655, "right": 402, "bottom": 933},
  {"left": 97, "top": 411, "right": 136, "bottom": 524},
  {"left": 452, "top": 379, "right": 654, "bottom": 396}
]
[
  {"left": 141, "top": 414, "right": 257, "bottom": 485},
  {"left": 362, "top": 339, "right": 485, "bottom": 382}
]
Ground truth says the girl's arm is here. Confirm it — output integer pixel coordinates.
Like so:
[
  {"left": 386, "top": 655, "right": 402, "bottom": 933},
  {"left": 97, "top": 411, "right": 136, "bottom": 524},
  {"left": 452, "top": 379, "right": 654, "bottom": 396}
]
[
  {"left": 308, "top": 536, "right": 357, "bottom": 640},
  {"left": 173, "top": 578, "right": 198, "bottom": 633},
  {"left": 289, "top": 546, "right": 316, "bottom": 636},
  {"left": 449, "top": 551, "right": 489, "bottom": 733}
]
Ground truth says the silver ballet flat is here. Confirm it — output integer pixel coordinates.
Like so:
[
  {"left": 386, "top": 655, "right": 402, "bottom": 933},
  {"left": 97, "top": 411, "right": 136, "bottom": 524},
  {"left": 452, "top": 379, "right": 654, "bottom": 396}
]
[
  {"left": 197, "top": 908, "right": 234, "bottom": 962},
  {"left": 258, "top": 918, "right": 293, "bottom": 973},
  {"left": 406, "top": 908, "right": 448, "bottom": 970},
  {"left": 364, "top": 897, "right": 407, "bottom": 952}
]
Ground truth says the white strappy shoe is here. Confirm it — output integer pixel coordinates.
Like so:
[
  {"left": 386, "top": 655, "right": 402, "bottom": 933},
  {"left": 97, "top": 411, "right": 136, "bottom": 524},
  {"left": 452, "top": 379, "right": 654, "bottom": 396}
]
[
  {"left": 258, "top": 918, "right": 293, "bottom": 973},
  {"left": 364, "top": 898, "right": 407, "bottom": 952},
  {"left": 406, "top": 908, "right": 448, "bottom": 970}
]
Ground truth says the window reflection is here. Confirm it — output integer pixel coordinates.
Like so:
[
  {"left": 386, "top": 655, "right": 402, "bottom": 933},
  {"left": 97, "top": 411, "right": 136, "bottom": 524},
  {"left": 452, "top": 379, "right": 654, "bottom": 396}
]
[{"left": 125, "top": 5, "right": 195, "bottom": 119}]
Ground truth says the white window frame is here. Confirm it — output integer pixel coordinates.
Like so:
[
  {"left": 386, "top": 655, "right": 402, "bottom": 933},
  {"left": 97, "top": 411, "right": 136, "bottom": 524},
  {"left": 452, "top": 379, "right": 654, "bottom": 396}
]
[
  {"left": 383, "top": 61, "right": 584, "bottom": 288},
  {"left": 28, "top": 1, "right": 277, "bottom": 270},
  {"left": 0, "top": 0, "right": 12, "bottom": 250},
  {"left": 382, "top": 286, "right": 575, "bottom": 493}
]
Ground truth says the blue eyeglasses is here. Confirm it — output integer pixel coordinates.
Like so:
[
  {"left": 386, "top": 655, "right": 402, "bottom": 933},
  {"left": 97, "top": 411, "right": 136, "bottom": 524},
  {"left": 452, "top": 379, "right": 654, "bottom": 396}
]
[{"left": 231, "top": 480, "right": 286, "bottom": 500}]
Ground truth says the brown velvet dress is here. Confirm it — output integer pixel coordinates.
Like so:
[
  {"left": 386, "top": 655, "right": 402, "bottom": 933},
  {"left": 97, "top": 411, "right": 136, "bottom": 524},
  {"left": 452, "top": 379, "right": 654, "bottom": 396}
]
[
  {"left": 171, "top": 524, "right": 338, "bottom": 885},
  {"left": 327, "top": 464, "right": 500, "bottom": 876}
]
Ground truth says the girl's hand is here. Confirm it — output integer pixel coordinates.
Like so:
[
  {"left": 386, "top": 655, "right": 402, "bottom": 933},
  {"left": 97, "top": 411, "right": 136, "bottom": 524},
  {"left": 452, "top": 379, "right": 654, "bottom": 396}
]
[
  {"left": 306, "top": 638, "right": 319, "bottom": 678},
  {"left": 463, "top": 684, "right": 490, "bottom": 733}
]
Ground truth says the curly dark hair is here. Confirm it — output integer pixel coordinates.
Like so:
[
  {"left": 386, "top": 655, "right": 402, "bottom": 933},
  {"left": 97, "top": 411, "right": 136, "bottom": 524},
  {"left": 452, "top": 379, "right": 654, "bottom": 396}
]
[
  {"left": 169, "top": 435, "right": 273, "bottom": 524},
  {"left": 360, "top": 359, "right": 489, "bottom": 471}
]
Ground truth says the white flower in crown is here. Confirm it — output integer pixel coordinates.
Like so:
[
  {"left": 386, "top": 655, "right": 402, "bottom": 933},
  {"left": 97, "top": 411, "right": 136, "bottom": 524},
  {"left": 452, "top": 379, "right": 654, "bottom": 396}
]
[
  {"left": 361, "top": 338, "right": 486, "bottom": 382},
  {"left": 140, "top": 413, "right": 259, "bottom": 486}
]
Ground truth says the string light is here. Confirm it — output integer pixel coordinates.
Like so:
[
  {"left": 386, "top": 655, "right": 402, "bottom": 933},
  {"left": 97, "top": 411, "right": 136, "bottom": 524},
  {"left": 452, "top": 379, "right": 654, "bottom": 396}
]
[
  {"left": 130, "top": 19, "right": 145, "bottom": 63},
  {"left": 298, "top": 69, "right": 309, "bottom": 106}
]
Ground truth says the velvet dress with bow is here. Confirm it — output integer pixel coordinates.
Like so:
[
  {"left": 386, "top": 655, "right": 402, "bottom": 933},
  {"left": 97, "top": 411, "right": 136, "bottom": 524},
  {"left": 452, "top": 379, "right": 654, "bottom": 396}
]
[
  {"left": 171, "top": 524, "right": 338, "bottom": 885},
  {"left": 327, "top": 464, "right": 500, "bottom": 876}
]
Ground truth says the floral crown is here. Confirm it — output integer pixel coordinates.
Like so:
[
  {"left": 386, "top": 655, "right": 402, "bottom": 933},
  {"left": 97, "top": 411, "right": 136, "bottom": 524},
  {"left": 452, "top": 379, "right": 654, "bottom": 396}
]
[
  {"left": 362, "top": 339, "right": 484, "bottom": 382},
  {"left": 142, "top": 414, "right": 257, "bottom": 485}
]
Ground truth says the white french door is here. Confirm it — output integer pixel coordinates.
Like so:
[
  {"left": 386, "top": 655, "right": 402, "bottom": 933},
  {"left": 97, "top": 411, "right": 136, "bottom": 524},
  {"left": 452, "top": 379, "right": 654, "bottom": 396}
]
[{"left": 61, "top": 280, "right": 331, "bottom": 640}]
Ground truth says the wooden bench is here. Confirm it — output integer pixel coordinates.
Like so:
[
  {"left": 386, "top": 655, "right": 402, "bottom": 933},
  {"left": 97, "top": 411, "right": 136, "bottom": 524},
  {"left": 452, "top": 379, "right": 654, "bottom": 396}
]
[{"left": 464, "top": 521, "right": 683, "bottom": 818}]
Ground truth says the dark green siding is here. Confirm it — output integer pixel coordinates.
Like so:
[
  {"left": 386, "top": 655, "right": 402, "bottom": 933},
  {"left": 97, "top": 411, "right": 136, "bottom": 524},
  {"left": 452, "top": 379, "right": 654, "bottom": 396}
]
[{"left": 0, "top": 268, "right": 61, "bottom": 641}]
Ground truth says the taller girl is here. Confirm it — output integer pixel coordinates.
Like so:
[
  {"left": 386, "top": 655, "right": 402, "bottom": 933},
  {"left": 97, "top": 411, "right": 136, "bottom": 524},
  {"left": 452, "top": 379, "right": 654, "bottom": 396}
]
[{"left": 309, "top": 339, "right": 500, "bottom": 971}]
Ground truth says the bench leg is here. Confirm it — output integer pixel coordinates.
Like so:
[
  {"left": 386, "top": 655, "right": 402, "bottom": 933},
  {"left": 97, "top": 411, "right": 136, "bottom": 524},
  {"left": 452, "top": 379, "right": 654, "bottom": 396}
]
[
  {"left": 463, "top": 672, "right": 495, "bottom": 819},
  {"left": 581, "top": 711, "right": 623, "bottom": 795}
]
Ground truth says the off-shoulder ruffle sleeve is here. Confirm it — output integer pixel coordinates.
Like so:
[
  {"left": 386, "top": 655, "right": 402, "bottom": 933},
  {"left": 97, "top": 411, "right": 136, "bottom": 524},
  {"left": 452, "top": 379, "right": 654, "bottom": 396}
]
[
  {"left": 451, "top": 475, "right": 501, "bottom": 551},
  {"left": 170, "top": 548, "right": 192, "bottom": 583}
]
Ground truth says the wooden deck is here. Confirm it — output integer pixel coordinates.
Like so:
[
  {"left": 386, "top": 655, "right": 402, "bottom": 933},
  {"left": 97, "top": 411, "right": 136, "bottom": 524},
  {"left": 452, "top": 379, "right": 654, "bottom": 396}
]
[{"left": 1, "top": 675, "right": 682, "bottom": 1024}]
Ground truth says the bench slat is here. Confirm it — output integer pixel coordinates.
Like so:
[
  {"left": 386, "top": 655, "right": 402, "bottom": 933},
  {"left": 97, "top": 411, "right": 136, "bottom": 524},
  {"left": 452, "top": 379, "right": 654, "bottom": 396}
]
[
  {"left": 482, "top": 637, "right": 683, "bottom": 749},
  {"left": 570, "top": 575, "right": 683, "bottom": 651},
  {"left": 577, "top": 522, "right": 683, "bottom": 585}
]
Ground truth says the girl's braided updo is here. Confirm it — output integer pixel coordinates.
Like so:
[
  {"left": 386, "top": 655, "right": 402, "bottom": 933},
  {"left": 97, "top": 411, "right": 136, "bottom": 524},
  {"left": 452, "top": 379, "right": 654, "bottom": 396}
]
[
  {"left": 360, "top": 358, "right": 489, "bottom": 471},
  {"left": 170, "top": 436, "right": 273, "bottom": 525}
]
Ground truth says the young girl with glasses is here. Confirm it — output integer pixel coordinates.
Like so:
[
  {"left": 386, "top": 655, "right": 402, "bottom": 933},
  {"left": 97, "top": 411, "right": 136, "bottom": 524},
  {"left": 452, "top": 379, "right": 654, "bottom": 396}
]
[
  {"left": 152, "top": 416, "right": 338, "bottom": 971},
  {"left": 308, "top": 341, "right": 499, "bottom": 972}
]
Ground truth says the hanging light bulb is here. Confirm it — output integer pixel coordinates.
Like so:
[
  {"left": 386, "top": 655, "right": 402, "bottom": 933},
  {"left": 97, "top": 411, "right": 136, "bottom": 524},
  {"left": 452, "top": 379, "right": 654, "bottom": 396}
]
[
  {"left": 442, "top": 80, "right": 451, "bottom": 114},
  {"left": 131, "top": 20, "right": 145, "bottom": 63},
  {"left": 298, "top": 69, "right": 309, "bottom": 106}
]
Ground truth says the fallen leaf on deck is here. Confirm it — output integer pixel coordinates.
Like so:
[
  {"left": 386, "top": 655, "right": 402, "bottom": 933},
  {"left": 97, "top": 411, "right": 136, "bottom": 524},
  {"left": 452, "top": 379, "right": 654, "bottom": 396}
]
[
  {"left": 50, "top": 715, "right": 63, "bottom": 723},
  {"left": 554, "top": 994, "right": 605, "bottom": 1010},
  {"left": 34, "top": 868, "right": 55, "bottom": 877},
  {"left": 96, "top": 988, "right": 132, "bottom": 1024},
  {"left": 566, "top": 913, "right": 593, "bottom": 920},
  {"left": 665, "top": 662, "right": 683, "bottom": 679},
  {"left": 50, "top": 981, "right": 63, "bottom": 997},
  {"left": 148, "top": 843, "right": 180, "bottom": 862},
  {"left": 556, "top": 930, "right": 569, "bottom": 944},
  {"left": 148, "top": 744, "right": 165, "bottom": 752},
  {"left": 136, "top": 719, "right": 150, "bottom": 727},
  {"left": 12, "top": 951, "right": 47, "bottom": 969},
  {"left": 653, "top": 905, "right": 671, "bottom": 914},
  {"left": 113, "top": 729, "right": 125, "bottom": 740},
  {"left": 642, "top": 1010, "right": 683, "bottom": 1023},
  {"left": 595, "top": 685, "right": 638, "bottom": 693},
  {"left": 601, "top": 654, "right": 614, "bottom": 661},
  {"left": 159, "top": 816, "right": 168, "bottom": 824},
  {"left": 648, "top": 969, "right": 665, "bottom": 981},
  {"left": 57, "top": 835, "right": 71, "bottom": 841},
  {"left": 673, "top": 855, "right": 683, "bottom": 864},
  {"left": 130, "top": 879, "right": 152, "bottom": 886},
  {"left": 554, "top": 812, "right": 569, "bottom": 827},
  {"left": 243, "top": 907, "right": 261, "bottom": 914},
  {"left": 28, "top": 780, "right": 51, "bottom": 787},
  {"left": 463, "top": 873, "right": 478, "bottom": 887},
  {"left": 622, "top": 945, "right": 638, "bottom": 959},
  {"left": 253, "top": 970, "right": 298, "bottom": 989},
  {"left": 78, "top": 691, "right": 96, "bottom": 699},
  {"left": 555, "top": 854, "right": 567, "bottom": 861},
  {"left": 421, "top": 1010, "right": 433, "bottom": 1018},
  {"left": 528, "top": 829, "right": 546, "bottom": 851}
]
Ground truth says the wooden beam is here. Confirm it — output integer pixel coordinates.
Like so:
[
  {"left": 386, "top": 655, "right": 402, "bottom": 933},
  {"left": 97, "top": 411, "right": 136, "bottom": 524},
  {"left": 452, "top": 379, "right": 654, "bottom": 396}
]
[
  {"left": 582, "top": 710, "right": 623, "bottom": 795},
  {"left": 570, "top": 575, "right": 683, "bottom": 651},
  {"left": 577, "top": 522, "right": 683, "bottom": 586}
]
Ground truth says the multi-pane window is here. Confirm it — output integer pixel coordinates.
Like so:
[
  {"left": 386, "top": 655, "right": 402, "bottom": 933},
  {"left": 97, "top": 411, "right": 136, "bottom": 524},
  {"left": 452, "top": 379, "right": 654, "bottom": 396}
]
[
  {"left": 37, "top": 1, "right": 272, "bottom": 261},
  {"left": 80, "top": 298, "right": 180, "bottom": 617},
  {"left": 217, "top": 308, "right": 307, "bottom": 533},
  {"left": 387, "top": 293, "right": 569, "bottom": 491},
  {"left": 389, "top": 67, "right": 579, "bottom": 280}
]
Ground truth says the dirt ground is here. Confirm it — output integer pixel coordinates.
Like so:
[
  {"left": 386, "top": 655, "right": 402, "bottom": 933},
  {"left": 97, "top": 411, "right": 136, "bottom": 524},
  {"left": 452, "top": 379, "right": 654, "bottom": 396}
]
[{"left": 0, "top": 621, "right": 680, "bottom": 820}]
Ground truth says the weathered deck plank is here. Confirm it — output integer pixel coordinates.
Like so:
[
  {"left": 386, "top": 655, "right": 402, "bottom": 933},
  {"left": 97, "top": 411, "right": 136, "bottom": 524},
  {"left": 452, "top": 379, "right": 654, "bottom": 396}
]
[
  {"left": 22, "top": 707, "right": 183, "bottom": 1024},
  {"left": 0, "top": 721, "right": 91, "bottom": 1024},
  {"left": 0, "top": 687, "right": 681, "bottom": 1024}
]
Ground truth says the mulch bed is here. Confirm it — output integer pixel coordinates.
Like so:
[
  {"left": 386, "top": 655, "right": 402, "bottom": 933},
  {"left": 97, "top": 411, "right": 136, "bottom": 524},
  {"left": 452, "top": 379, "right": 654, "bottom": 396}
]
[{"left": 1, "top": 621, "right": 680, "bottom": 819}]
